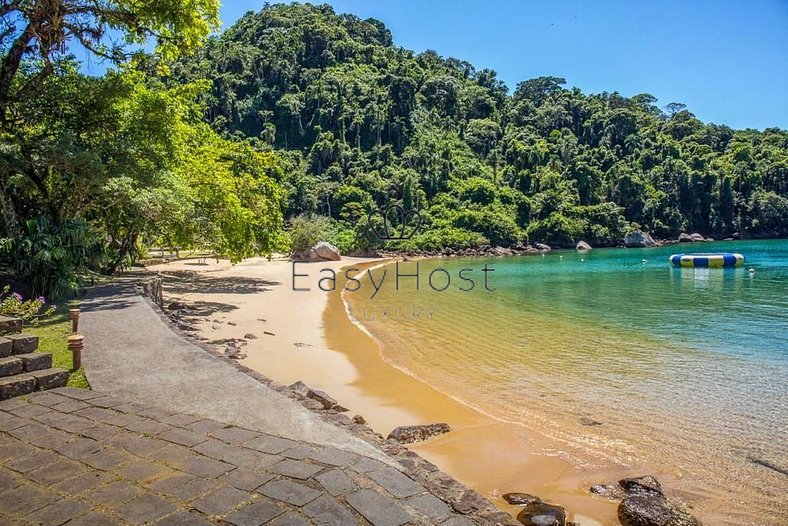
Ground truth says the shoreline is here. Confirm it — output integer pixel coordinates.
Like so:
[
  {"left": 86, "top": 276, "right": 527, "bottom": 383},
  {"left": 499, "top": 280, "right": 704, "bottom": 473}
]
[
  {"left": 147, "top": 256, "right": 620, "bottom": 525},
  {"left": 146, "top": 250, "right": 782, "bottom": 526}
]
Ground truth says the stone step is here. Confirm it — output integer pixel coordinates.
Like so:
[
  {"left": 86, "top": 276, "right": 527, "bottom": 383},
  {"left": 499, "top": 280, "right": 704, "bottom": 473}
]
[
  {"left": 0, "top": 356, "right": 23, "bottom": 378},
  {"left": 17, "top": 352, "right": 52, "bottom": 372},
  {"left": 0, "top": 367, "right": 69, "bottom": 401},
  {"left": 28, "top": 368, "right": 69, "bottom": 391},
  {"left": 0, "top": 337, "right": 13, "bottom": 358},
  {"left": 0, "top": 316, "right": 22, "bottom": 335},
  {"left": 6, "top": 334, "right": 39, "bottom": 354},
  {"left": 0, "top": 374, "right": 36, "bottom": 400}
]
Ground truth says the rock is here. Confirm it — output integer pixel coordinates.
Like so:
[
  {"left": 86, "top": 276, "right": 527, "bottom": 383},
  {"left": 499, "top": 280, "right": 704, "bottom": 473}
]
[
  {"left": 678, "top": 233, "right": 693, "bottom": 243},
  {"left": 227, "top": 321, "right": 237, "bottom": 326},
  {"left": 307, "top": 388, "right": 337, "bottom": 409},
  {"left": 590, "top": 484, "right": 626, "bottom": 500},
  {"left": 689, "top": 233, "right": 705, "bottom": 242},
  {"left": 535, "top": 243, "right": 552, "bottom": 251},
  {"left": 290, "top": 380, "right": 311, "bottom": 397},
  {"left": 619, "top": 476, "right": 664, "bottom": 498},
  {"left": 313, "top": 241, "right": 341, "bottom": 261},
  {"left": 244, "top": 333, "right": 257, "bottom": 340},
  {"left": 352, "top": 414, "right": 366, "bottom": 425},
  {"left": 168, "top": 301, "right": 190, "bottom": 311},
  {"left": 503, "top": 493, "right": 541, "bottom": 505},
  {"left": 387, "top": 423, "right": 451, "bottom": 444},
  {"left": 289, "top": 380, "right": 340, "bottom": 409},
  {"left": 624, "top": 230, "right": 657, "bottom": 247},
  {"left": 580, "top": 417, "right": 602, "bottom": 426},
  {"left": 618, "top": 495, "right": 700, "bottom": 526},
  {"left": 516, "top": 501, "right": 566, "bottom": 526},
  {"left": 452, "top": 490, "right": 491, "bottom": 515},
  {"left": 576, "top": 241, "right": 592, "bottom": 251}
]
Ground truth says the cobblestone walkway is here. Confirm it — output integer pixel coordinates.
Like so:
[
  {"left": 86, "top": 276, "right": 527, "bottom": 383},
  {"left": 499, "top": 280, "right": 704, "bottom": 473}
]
[{"left": 0, "top": 388, "right": 481, "bottom": 525}]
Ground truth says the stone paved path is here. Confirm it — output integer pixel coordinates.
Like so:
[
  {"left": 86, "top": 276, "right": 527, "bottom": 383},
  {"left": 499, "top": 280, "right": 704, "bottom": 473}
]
[
  {"left": 0, "top": 388, "right": 480, "bottom": 525},
  {"left": 79, "top": 282, "right": 392, "bottom": 465}
]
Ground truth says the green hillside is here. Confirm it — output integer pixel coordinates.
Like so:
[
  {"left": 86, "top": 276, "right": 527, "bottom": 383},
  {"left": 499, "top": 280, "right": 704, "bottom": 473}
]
[{"left": 171, "top": 3, "right": 788, "bottom": 249}]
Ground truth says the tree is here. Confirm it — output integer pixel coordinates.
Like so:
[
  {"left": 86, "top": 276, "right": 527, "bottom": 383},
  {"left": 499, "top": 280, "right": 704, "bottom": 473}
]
[{"left": 0, "top": 0, "right": 220, "bottom": 114}]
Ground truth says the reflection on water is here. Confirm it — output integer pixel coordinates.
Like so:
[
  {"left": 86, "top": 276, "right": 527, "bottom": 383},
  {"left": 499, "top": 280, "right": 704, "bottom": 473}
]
[{"left": 346, "top": 240, "right": 788, "bottom": 525}]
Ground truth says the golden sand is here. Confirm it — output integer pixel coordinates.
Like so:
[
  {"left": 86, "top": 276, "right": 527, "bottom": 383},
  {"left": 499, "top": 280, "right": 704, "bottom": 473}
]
[{"left": 151, "top": 256, "right": 620, "bottom": 524}]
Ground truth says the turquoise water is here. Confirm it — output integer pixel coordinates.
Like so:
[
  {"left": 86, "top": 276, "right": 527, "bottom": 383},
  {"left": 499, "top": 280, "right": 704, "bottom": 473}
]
[{"left": 352, "top": 239, "right": 788, "bottom": 524}]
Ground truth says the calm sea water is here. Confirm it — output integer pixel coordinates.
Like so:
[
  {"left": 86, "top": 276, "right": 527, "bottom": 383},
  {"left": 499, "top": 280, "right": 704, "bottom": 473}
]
[{"left": 349, "top": 240, "right": 788, "bottom": 524}]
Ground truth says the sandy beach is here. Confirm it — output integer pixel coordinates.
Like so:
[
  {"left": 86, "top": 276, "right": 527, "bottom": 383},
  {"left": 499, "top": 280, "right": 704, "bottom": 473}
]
[{"left": 148, "top": 255, "right": 624, "bottom": 525}]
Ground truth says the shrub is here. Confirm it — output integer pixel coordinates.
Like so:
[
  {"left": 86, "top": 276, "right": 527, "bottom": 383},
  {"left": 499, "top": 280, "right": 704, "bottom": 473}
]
[
  {"left": 0, "top": 286, "right": 55, "bottom": 323},
  {"left": 287, "top": 215, "right": 331, "bottom": 253},
  {"left": 0, "top": 218, "right": 108, "bottom": 298}
]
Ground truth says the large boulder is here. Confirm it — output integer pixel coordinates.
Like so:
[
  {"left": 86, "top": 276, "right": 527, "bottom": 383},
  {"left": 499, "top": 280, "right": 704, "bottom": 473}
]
[
  {"left": 516, "top": 501, "right": 566, "bottom": 526},
  {"left": 624, "top": 230, "right": 657, "bottom": 248},
  {"left": 387, "top": 423, "right": 451, "bottom": 444},
  {"left": 535, "top": 243, "right": 551, "bottom": 251},
  {"left": 618, "top": 496, "right": 700, "bottom": 526},
  {"left": 313, "top": 241, "right": 341, "bottom": 261},
  {"left": 576, "top": 241, "right": 592, "bottom": 251},
  {"left": 678, "top": 233, "right": 693, "bottom": 243},
  {"left": 689, "top": 233, "right": 705, "bottom": 242}
]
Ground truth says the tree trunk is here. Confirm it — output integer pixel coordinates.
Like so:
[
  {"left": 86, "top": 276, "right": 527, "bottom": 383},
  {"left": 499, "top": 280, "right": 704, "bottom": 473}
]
[{"left": 0, "top": 23, "right": 35, "bottom": 113}]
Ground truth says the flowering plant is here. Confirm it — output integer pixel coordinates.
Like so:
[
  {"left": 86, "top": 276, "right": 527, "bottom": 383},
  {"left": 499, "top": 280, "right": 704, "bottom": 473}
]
[{"left": 0, "top": 286, "right": 56, "bottom": 322}]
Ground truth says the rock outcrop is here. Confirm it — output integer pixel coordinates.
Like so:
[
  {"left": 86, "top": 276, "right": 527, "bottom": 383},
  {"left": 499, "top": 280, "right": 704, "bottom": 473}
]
[
  {"left": 678, "top": 233, "right": 693, "bottom": 242},
  {"left": 313, "top": 241, "right": 341, "bottom": 261},
  {"left": 576, "top": 241, "right": 592, "bottom": 251},
  {"left": 291, "top": 241, "right": 341, "bottom": 261},
  {"left": 624, "top": 230, "right": 657, "bottom": 247},
  {"left": 387, "top": 423, "right": 451, "bottom": 443}
]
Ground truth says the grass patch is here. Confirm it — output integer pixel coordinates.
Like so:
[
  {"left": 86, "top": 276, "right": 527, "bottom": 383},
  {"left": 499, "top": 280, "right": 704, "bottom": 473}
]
[{"left": 23, "top": 302, "right": 89, "bottom": 389}]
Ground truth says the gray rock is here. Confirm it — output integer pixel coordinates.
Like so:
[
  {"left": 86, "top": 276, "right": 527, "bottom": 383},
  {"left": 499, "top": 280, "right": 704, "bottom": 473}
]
[
  {"left": 624, "top": 230, "right": 656, "bottom": 247},
  {"left": 313, "top": 241, "right": 341, "bottom": 261},
  {"left": 590, "top": 483, "right": 626, "bottom": 500},
  {"left": 502, "top": 493, "right": 541, "bottom": 505},
  {"left": 619, "top": 476, "right": 664, "bottom": 498},
  {"left": 288, "top": 380, "right": 339, "bottom": 410},
  {"left": 535, "top": 243, "right": 551, "bottom": 251},
  {"left": 678, "top": 233, "right": 694, "bottom": 243},
  {"left": 618, "top": 495, "right": 700, "bottom": 526},
  {"left": 576, "top": 241, "right": 592, "bottom": 251},
  {"left": 516, "top": 501, "right": 566, "bottom": 526},
  {"left": 690, "top": 233, "right": 705, "bottom": 242},
  {"left": 387, "top": 423, "right": 451, "bottom": 444}
]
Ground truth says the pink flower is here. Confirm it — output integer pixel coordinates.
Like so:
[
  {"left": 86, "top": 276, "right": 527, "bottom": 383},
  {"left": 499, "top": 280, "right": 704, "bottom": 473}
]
[
  {"left": 37, "top": 296, "right": 46, "bottom": 304},
  {"left": 11, "top": 292, "right": 22, "bottom": 301}
]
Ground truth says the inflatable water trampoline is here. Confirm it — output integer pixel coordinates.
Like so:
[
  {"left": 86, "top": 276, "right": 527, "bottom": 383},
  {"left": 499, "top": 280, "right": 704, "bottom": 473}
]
[{"left": 669, "top": 253, "right": 745, "bottom": 268}]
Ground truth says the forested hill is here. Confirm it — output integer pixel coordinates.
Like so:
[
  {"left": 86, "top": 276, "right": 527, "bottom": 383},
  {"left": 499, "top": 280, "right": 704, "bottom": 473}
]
[{"left": 172, "top": 2, "right": 788, "bottom": 249}]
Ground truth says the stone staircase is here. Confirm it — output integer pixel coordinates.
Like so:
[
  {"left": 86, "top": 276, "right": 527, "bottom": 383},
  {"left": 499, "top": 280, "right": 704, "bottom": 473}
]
[{"left": 0, "top": 315, "right": 69, "bottom": 400}]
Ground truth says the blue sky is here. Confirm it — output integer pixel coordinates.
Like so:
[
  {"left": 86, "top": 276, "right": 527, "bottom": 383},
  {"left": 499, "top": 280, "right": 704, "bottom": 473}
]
[{"left": 84, "top": 1, "right": 788, "bottom": 130}]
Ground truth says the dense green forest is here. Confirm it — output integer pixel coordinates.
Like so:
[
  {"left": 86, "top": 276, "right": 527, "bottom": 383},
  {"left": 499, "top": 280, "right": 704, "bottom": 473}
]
[
  {"left": 1, "top": 2, "right": 787, "bottom": 296},
  {"left": 170, "top": 3, "right": 788, "bottom": 252}
]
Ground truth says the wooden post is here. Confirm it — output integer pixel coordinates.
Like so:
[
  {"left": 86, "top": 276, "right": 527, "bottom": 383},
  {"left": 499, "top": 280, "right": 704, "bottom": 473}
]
[
  {"left": 67, "top": 334, "right": 84, "bottom": 372},
  {"left": 69, "top": 308, "right": 80, "bottom": 334}
]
